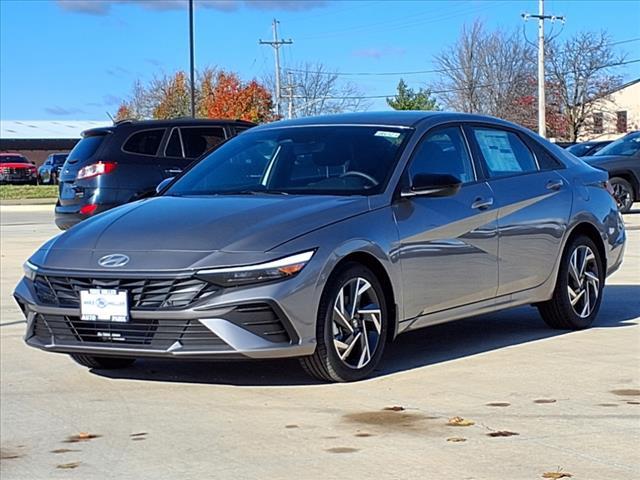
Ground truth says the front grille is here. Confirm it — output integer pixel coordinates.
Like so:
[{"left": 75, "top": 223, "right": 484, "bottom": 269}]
[
  {"left": 34, "top": 275, "right": 218, "bottom": 310},
  {"left": 33, "top": 315, "right": 231, "bottom": 351},
  {"left": 3, "top": 168, "right": 29, "bottom": 178}
]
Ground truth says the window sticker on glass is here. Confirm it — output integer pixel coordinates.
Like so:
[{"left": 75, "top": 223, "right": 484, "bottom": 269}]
[
  {"left": 474, "top": 129, "right": 522, "bottom": 172},
  {"left": 374, "top": 130, "right": 401, "bottom": 139}
]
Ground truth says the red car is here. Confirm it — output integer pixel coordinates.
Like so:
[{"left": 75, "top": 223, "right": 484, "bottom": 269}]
[{"left": 0, "top": 153, "right": 38, "bottom": 185}]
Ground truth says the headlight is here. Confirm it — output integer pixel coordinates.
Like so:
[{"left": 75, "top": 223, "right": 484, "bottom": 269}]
[
  {"left": 23, "top": 260, "right": 38, "bottom": 281},
  {"left": 196, "top": 250, "right": 315, "bottom": 287}
]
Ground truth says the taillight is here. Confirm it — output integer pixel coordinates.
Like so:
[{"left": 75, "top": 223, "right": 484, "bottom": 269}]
[
  {"left": 79, "top": 204, "right": 98, "bottom": 215},
  {"left": 76, "top": 161, "right": 117, "bottom": 180}
]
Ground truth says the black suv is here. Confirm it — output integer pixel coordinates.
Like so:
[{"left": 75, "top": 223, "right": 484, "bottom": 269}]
[{"left": 55, "top": 118, "right": 254, "bottom": 229}]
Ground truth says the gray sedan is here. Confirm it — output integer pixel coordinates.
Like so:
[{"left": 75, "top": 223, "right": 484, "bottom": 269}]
[{"left": 14, "top": 112, "right": 626, "bottom": 382}]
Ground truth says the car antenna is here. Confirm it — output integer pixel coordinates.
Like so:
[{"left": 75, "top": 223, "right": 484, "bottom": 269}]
[{"left": 106, "top": 111, "right": 115, "bottom": 124}]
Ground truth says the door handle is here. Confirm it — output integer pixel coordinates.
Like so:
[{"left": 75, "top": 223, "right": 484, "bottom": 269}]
[
  {"left": 546, "top": 179, "right": 564, "bottom": 191},
  {"left": 472, "top": 197, "right": 494, "bottom": 210},
  {"left": 165, "top": 169, "right": 182, "bottom": 175}
]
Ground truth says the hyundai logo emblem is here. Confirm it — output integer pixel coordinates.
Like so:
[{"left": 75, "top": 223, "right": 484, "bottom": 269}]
[{"left": 98, "top": 253, "right": 130, "bottom": 268}]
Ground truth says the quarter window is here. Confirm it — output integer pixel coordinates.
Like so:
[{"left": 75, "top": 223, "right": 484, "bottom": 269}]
[
  {"left": 408, "top": 126, "right": 475, "bottom": 184},
  {"left": 122, "top": 129, "right": 164, "bottom": 156},
  {"left": 471, "top": 128, "right": 538, "bottom": 177}
]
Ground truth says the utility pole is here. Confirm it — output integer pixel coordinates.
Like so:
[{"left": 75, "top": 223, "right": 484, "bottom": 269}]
[
  {"left": 259, "top": 19, "right": 293, "bottom": 118},
  {"left": 285, "top": 71, "right": 295, "bottom": 119},
  {"left": 522, "top": 0, "right": 564, "bottom": 138},
  {"left": 188, "top": 0, "right": 196, "bottom": 118}
]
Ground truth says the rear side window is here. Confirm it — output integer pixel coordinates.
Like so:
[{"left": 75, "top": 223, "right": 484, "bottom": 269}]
[
  {"left": 68, "top": 135, "right": 106, "bottom": 162},
  {"left": 472, "top": 128, "right": 538, "bottom": 177},
  {"left": 122, "top": 129, "right": 164, "bottom": 156},
  {"left": 181, "top": 127, "right": 226, "bottom": 159}
]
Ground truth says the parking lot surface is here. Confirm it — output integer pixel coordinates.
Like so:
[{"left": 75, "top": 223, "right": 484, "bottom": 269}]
[{"left": 1, "top": 205, "right": 639, "bottom": 480}]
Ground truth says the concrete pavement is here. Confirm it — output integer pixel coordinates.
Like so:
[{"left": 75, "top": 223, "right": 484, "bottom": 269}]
[{"left": 1, "top": 204, "right": 639, "bottom": 479}]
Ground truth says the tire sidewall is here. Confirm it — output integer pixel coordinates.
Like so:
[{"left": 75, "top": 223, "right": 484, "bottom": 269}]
[
  {"left": 319, "top": 263, "right": 388, "bottom": 381},
  {"left": 610, "top": 177, "right": 634, "bottom": 213}
]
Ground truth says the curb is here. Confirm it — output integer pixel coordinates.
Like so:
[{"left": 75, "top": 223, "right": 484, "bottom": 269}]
[{"left": 0, "top": 198, "right": 57, "bottom": 206}]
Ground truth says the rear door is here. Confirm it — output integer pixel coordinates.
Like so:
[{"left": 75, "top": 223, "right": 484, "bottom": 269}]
[{"left": 465, "top": 125, "right": 572, "bottom": 296}]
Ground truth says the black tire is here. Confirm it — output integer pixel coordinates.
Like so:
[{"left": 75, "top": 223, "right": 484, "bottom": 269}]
[
  {"left": 609, "top": 177, "right": 634, "bottom": 213},
  {"left": 538, "top": 235, "right": 605, "bottom": 330},
  {"left": 70, "top": 354, "right": 136, "bottom": 369},
  {"left": 299, "top": 262, "right": 388, "bottom": 382}
]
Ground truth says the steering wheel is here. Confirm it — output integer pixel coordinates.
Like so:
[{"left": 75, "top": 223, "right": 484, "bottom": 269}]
[{"left": 340, "top": 171, "right": 379, "bottom": 186}]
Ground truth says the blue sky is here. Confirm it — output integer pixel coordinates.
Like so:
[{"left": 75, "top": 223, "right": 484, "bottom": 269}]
[{"left": 1, "top": 0, "right": 639, "bottom": 120}]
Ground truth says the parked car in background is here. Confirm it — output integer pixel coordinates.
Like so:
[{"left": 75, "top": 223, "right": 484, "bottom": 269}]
[
  {"left": 0, "top": 153, "right": 37, "bottom": 185},
  {"left": 55, "top": 118, "right": 255, "bottom": 230},
  {"left": 15, "top": 112, "right": 626, "bottom": 382},
  {"left": 566, "top": 140, "right": 612, "bottom": 157},
  {"left": 37, "top": 153, "right": 68, "bottom": 184},
  {"left": 583, "top": 131, "right": 640, "bottom": 213}
]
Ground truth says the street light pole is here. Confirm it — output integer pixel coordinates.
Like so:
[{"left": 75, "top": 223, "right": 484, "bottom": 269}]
[{"left": 189, "top": 0, "right": 196, "bottom": 118}]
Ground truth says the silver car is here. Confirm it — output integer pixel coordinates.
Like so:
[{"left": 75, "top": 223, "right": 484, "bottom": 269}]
[{"left": 14, "top": 112, "right": 626, "bottom": 382}]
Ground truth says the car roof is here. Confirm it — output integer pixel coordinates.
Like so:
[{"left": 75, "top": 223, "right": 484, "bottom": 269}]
[
  {"left": 252, "top": 111, "right": 519, "bottom": 130},
  {"left": 82, "top": 118, "right": 256, "bottom": 137}
]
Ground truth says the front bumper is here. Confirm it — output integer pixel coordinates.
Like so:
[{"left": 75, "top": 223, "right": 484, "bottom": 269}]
[{"left": 14, "top": 276, "right": 315, "bottom": 360}]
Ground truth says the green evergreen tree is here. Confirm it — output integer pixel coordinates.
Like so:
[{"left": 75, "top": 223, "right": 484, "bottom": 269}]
[{"left": 387, "top": 79, "right": 439, "bottom": 111}]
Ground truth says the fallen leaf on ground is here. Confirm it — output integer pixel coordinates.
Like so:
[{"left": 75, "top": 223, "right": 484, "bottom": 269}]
[
  {"left": 446, "top": 437, "right": 467, "bottom": 442},
  {"left": 131, "top": 437, "right": 146, "bottom": 441},
  {"left": 57, "top": 462, "right": 81, "bottom": 469},
  {"left": 626, "top": 401, "right": 640, "bottom": 405},
  {"left": 534, "top": 399, "right": 557, "bottom": 404},
  {"left": 51, "top": 448, "right": 80, "bottom": 454},
  {"left": 542, "top": 471, "right": 572, "bottom": 479},
  {"left": 284, "top": 424, "right": 299, "bottom": 429},
  {"left": 64, "top": 432, "right": 101, "bottom": 443},
  {"left": 129, "top": 432, "right": 147, "bottom": 437},
  {"left": 487, "top": 430, "right": 519, "bottom": 437},
  {"left": 447, "top": 416, "right": 475, "bottom": 426},
  {"left": 0, "top": 449, "right": 21, "bottom": 460},
  {"left": 486, "top": 402, "right": 511, "bottom": 407},
  {"left": 383, "top": 406, "right": 405, "bottom": 411}
]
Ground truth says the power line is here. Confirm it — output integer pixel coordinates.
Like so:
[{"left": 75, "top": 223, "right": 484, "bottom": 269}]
[{"left": 288, "top": 59, "right": 640, "bottom": 100}]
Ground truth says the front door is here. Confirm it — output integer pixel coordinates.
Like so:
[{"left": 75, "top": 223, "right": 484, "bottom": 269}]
[{"left": 393, "top": 125, "right": 499, "bottom": 321}]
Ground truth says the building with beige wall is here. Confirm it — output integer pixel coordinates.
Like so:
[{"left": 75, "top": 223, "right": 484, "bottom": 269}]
[{"left": 579, "top": 78, "right": 640, "bottom": 141}]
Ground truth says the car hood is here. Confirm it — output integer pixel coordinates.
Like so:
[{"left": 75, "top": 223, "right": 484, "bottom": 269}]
[
  {"left": 1, "top": 163, "right": 35, "bottom": 169},
  {"left": 582, "top": 154, "right": 625, "bottom": 165},
  {"left": 33, "top": 195, "right": 369, "bottom": 272}
]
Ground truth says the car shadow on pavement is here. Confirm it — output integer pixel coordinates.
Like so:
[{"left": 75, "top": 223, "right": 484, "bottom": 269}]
[{"left": 93, "top": 284, "right": 640, "bottom": 387}]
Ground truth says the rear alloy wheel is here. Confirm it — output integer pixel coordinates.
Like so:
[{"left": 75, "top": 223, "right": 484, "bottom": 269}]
[
  {"left": 538, "top": 235, "right": 604, "bottom": 329},
  {"left": 300, "top": 263, "right": 388, "bottom": 382},
  {"left": 70, "top": 354, "right": 136, "bottom": 370},
  {"left": 609, "top": 177, "right": 634, "bottom": 213}
]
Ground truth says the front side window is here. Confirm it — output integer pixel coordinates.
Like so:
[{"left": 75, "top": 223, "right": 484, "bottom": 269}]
[
  {"left": 408, "top": 126, "right": 474, "bottom": 184},
  {"left": 122, "top": 129, "right": 164, "bottom": 156},
  {"left": 181, "top": 127, "right": 226, "bottom": 159},
  {"left": 472, "top": 128, "right": 538, "bottom": 178},
  {"left": 166, "top": 126, "right": 411, "bottom": 196}
]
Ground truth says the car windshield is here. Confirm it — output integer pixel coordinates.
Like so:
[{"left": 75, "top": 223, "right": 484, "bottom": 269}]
[
  {"left": 594, "top": 132, "right": 640, "bottom": 156},
  {"left": 52, "top": 154, "right": 68, "bottom": 165},
  {"left": 166, "top": 125, "right": 412, "bottom": 196},
  {"left": 0, "top": 155, "right": 29, "bottom": 164}
]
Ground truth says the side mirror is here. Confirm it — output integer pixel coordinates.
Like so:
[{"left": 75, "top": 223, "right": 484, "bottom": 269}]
[
  {"left": 156, "top": 177, "right": 174, "bottom": 194},
  {"left": 401, "top": 173, "right": 462, "bottom": 198}
]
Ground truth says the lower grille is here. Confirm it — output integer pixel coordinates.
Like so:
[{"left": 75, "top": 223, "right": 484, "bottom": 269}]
[
  {"left": 225, "top": 303, "right": 293, "bottom": 344},
  {"left": 34, "top": 275, "right": 218, "bottom": 310},
  {"left": 33, "top": 315, "right": 231, "bottom": 351}
]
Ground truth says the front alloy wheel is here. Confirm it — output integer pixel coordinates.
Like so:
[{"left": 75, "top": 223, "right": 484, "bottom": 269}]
[
  {"left": 300, "top": 263, "right": 388, "bottom": 382},
  {"left": 567, "top": 245, "right": 600, "bottom": 318}
]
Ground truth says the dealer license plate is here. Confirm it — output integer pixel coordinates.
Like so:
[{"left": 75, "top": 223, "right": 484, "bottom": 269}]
[{"left": 80, "top": 289, "right": 128, "bottom": 322}]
